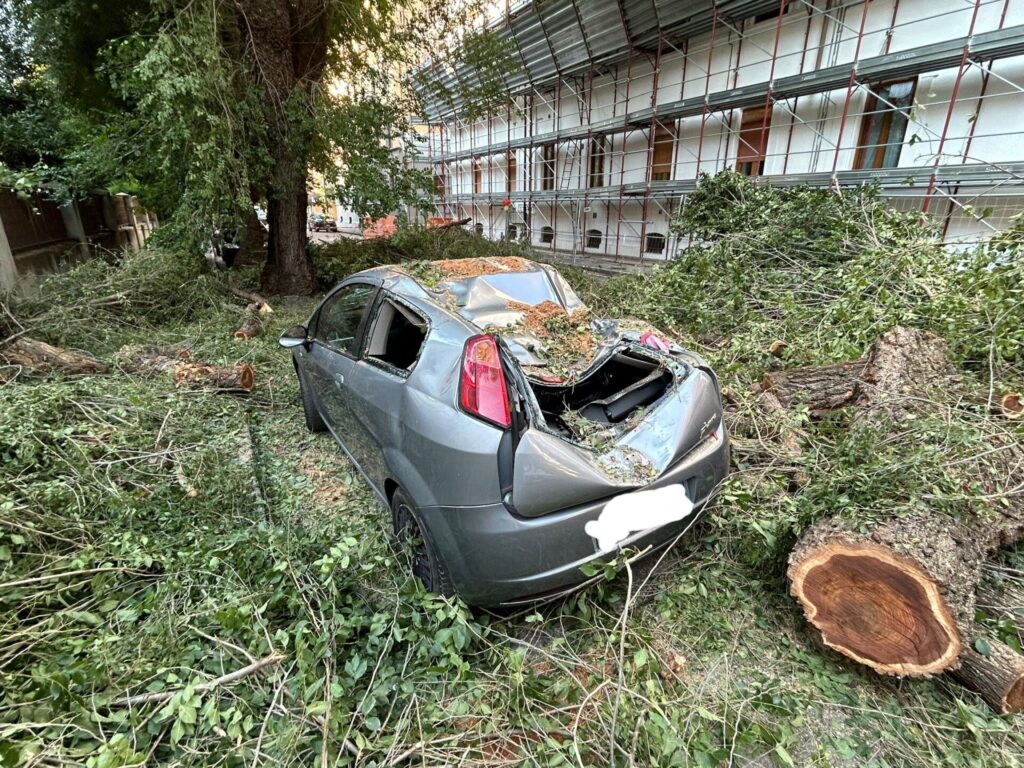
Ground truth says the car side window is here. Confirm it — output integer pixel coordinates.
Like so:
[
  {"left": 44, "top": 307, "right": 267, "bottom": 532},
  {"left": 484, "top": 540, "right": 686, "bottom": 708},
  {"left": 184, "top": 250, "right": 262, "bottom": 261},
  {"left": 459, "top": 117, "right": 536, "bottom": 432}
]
[
  {"left": 364, "top": 297, "right": 428, "bottom": 372},
  {"left": 314, "top": 284, "right": 376, "bottom": 354}
]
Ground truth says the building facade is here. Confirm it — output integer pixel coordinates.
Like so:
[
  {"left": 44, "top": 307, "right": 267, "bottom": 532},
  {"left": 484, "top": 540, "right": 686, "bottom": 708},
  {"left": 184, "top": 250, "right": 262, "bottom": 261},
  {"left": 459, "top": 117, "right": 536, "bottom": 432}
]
[{"left": 413, "top": 0, "right": 1024, "bottom": 260}]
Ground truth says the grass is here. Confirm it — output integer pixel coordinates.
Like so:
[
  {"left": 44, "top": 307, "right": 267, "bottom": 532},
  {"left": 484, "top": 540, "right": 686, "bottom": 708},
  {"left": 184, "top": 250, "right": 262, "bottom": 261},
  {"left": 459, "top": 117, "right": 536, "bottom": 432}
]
[{"left": 2, "top": 198, "right": 1024, "bottom": 766}]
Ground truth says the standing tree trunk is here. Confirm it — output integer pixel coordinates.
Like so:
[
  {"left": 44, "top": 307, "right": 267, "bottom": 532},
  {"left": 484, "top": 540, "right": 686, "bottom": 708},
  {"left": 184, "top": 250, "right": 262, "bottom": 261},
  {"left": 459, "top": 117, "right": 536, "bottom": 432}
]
[{"left": 238, "top": 0, "right": 327, "bottom": 296}]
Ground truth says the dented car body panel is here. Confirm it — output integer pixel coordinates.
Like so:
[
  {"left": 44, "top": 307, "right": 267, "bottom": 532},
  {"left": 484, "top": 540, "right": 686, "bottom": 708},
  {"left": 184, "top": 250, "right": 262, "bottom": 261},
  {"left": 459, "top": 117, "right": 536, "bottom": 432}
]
[{"left": 287, "top": 258, "right": 730, "bottom": 605}]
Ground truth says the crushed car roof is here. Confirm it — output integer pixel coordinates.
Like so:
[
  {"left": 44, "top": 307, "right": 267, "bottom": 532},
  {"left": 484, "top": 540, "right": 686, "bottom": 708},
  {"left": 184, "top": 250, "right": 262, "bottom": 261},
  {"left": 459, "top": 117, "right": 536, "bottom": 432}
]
[{"left": 354, "top": 257, "right": 664, "bottom": 381}]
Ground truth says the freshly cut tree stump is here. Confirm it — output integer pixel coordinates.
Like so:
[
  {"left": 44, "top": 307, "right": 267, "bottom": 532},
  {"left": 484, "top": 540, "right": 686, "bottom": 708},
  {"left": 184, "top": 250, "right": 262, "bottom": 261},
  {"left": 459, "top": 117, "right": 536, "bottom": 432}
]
[
  {"left": 951, "top": 640, "right": 1024, "bottom": 714},
  {"left": 789, "top": 512, "right": 984, "bottom": 676},
  {"left": 1, "top": 337, "right": 108, "bottom": 376},
  {"left": 173, "top": 363, "right": 254, "bottom": 393}
]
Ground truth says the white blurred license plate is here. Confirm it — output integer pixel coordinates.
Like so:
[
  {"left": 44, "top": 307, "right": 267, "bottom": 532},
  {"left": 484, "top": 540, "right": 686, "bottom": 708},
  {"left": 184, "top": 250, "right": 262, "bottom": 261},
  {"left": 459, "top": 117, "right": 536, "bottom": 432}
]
[{"left": 584, "top": 483, "right": 695, "bottom": 553}]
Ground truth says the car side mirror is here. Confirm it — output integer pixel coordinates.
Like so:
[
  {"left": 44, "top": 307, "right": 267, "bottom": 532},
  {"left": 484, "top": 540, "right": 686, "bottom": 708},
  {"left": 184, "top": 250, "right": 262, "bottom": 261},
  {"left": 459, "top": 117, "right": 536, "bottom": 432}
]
[{"left": 279, "top": 325, "right": 309, "bottom": 349}]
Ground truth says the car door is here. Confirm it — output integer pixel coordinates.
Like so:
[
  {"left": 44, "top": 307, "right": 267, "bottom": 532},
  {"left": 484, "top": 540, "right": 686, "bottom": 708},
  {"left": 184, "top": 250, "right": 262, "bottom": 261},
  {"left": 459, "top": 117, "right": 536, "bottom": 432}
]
[
  {"left": 341, "top": 293, "right": 430, "bottom": 490},
  {"left": 307, "top": 282, "right": 378, "bottom": 438}
]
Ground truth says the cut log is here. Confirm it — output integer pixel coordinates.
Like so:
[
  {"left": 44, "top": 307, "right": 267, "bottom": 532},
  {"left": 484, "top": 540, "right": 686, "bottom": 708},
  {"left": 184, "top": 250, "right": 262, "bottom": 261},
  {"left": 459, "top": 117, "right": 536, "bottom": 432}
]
[
  {"left": 1, "top": 337, "right": 108, "bottom": 376},
  {"left": 951, "top": 639, "right": 1024, "bottom": 714},
  {"left": 118, "top": 345, "right": 254, "bottom": 394},
  {"left": 1000, "top": 393, "right": 1023, "bottom": 420},
  {"left": 760, "top": 360, "right": 866, "bottom": 416},
  {"left": 234, "top": 309, "right": 264, "bottom": 340},
  {"left": 788, "top": 512, "right": 983, "bottom": 676},
  {"left": 117, "top": 345, "right": 192, "bottom": 376},
  {"left": 173, "top": 363, "right": 254, "bottom": 393}
]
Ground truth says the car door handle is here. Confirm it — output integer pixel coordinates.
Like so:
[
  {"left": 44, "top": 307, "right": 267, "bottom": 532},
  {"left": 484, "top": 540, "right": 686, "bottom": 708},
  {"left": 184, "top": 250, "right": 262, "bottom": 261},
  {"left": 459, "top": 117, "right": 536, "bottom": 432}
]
[{"left": 333, "top": 373, "right": 345, "bottom": 387}]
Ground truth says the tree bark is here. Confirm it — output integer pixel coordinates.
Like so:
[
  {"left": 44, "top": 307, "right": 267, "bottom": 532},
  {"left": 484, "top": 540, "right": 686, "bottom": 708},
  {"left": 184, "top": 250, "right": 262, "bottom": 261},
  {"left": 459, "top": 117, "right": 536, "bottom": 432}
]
[
  {"left": 236, "top": 0, "right": 327, "bottom": 296},
  {"left": 173, "top": 362, "right": 254, "bottom": 393},
  {"left": 853, "top": 326, "right": 958, "bottom": 422},
  {"left": 2, "top": 337, "right": 108, "bottom": 376},
  {"left": 951, "top": 640, "right": 1024, "bottom": 714},
  {"left": 760, "top": 360, "right": 866, "bottom": 416}
]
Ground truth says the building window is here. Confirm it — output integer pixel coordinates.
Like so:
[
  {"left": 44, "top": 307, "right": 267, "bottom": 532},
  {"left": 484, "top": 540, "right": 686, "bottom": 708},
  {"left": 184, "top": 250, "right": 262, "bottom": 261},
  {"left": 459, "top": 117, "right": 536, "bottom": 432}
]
[
  {"left": 507, "top": 153, "right": 517, "bottom": 193},
  {"left": 754, "top": 1, "right": 789, "bottom": 24},
  {"left": 736, "top": 106, "right": 771, "bottom": 176},
  {"left": 433, "top": 172, "right": 446, "bottom": 196},
  {"left": 588, "top": 136, "right": 608, "bottom": 188},
  {"left": 540, "top": 226, "right": 554, "bottom": 244},
  {"left": 472, "top": 159, "right": 482, "bottom": 194},
  {"left": 645, "top": 232, "right": 666, "bottom": 254},
  {"left": 854, "top": 80, "right": 916, "bottom": 170},
  {"left": 650, "top": 125, "right": 675, "bottom": 181},
  {"left": 541, "top": 144, "right": 555, "bottom": 191},
  {"left": 585, "top": 229, "right": 602, "bottom": 249}
]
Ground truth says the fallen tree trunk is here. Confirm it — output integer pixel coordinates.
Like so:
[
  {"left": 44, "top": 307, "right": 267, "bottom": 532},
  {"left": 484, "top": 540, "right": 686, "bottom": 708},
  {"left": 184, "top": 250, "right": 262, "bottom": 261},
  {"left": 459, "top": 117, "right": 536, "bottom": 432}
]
[
  {"left": 781, "top": 327, "right": 1024, "bottom": 687},
  {"left": 951, "top": 640, "right": 1024, "bottom": 714},
  {"left": 1, "top": 337, "right": 108, "bottom": 377}
]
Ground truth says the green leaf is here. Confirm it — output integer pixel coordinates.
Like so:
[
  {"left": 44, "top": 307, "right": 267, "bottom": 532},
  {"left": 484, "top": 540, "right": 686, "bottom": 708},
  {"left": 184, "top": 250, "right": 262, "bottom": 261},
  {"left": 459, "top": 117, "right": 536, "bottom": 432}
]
[
  {"left": 774, "top": 744, "right": 795, "bottom": 766},
  {"left": 633, "top": 647, "right": 648, "bottom": 668},
  {"left": 974, "top": 637, "right": 993, "bottom": 657}
]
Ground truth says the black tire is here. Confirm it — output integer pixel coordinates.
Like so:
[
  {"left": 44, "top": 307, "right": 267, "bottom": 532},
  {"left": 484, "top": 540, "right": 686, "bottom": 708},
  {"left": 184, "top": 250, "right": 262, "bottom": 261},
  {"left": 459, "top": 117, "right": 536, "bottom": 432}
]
[
  {"left": 391, "top": 488, "right": 453, "bottom": 597},
  {"left": 297, "top": 368, "right": 326, "bottom": 433}
]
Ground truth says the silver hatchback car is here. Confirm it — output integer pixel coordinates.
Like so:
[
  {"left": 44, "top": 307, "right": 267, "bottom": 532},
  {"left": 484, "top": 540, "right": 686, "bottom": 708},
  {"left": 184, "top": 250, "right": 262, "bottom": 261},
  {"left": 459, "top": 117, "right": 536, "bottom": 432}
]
[{"left": 280, "top": 257, "right": 729, "bottom": 605}]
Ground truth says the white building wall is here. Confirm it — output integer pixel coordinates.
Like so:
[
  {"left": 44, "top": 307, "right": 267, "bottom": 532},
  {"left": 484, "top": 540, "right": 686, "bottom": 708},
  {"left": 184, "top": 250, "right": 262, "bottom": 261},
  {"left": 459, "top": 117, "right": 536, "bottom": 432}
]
[{"left": 421, "top": 0, "right": 1024, "bottom": 257}]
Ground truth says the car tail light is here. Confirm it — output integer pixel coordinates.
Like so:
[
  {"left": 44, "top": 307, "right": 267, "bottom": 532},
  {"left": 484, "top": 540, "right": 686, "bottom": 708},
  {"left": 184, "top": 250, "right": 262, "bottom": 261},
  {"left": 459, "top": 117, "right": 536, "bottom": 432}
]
[{"left": 460, "top": 335, "right": 511, "bottom": 428}]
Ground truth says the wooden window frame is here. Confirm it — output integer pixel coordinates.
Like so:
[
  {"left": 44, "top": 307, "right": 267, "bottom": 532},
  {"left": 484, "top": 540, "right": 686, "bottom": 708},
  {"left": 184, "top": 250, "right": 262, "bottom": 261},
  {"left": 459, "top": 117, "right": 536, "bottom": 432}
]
[
  {"left": 650, "top": 124, "right": 676, "bottom": 182},
  {"left": 853, "top": 79, "right": 917, "bottom": 170},
  {"left": 541, "top": 144, "right": 555, "bottom": 191},
  {"left": 588, "top": 135, "right": 608, "bottom": 188},
  {"left": 736, "top": 105, "right": 771, "bottom": 177}
]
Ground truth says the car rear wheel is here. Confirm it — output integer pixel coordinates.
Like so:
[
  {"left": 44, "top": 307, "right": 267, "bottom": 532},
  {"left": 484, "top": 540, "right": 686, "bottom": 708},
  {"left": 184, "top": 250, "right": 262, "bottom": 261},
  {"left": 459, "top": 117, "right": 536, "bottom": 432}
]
[
  {"left": 297, "top": 368, "right": 326, "bottom": 433},
  {"left": 391, "top": 488, "right": 453, "bottom": 597}
]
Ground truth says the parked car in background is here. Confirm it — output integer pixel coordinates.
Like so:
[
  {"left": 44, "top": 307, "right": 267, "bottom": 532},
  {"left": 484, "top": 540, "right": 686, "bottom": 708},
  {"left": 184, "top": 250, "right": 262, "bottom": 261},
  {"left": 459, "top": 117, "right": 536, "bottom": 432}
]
[
  {"left": 309, "top": 213, "right": 337, "bottom": 232},
  {"left": 279, "top": 257, "right": 729, "bottom": 605}
]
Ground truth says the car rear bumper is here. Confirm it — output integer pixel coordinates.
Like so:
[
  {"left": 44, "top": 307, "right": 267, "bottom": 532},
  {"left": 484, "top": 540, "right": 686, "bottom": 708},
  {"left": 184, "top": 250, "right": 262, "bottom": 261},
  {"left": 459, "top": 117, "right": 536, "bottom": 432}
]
[{"left": 418, "top": 430, "right": 730, "bottom": 606}]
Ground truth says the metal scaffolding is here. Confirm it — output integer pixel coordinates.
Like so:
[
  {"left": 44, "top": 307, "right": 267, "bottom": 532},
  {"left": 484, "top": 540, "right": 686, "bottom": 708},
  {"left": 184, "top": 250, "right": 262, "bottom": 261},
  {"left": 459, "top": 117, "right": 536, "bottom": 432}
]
[{"left": 414, "top": 0, "right": 1024, "bottom": 261}]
